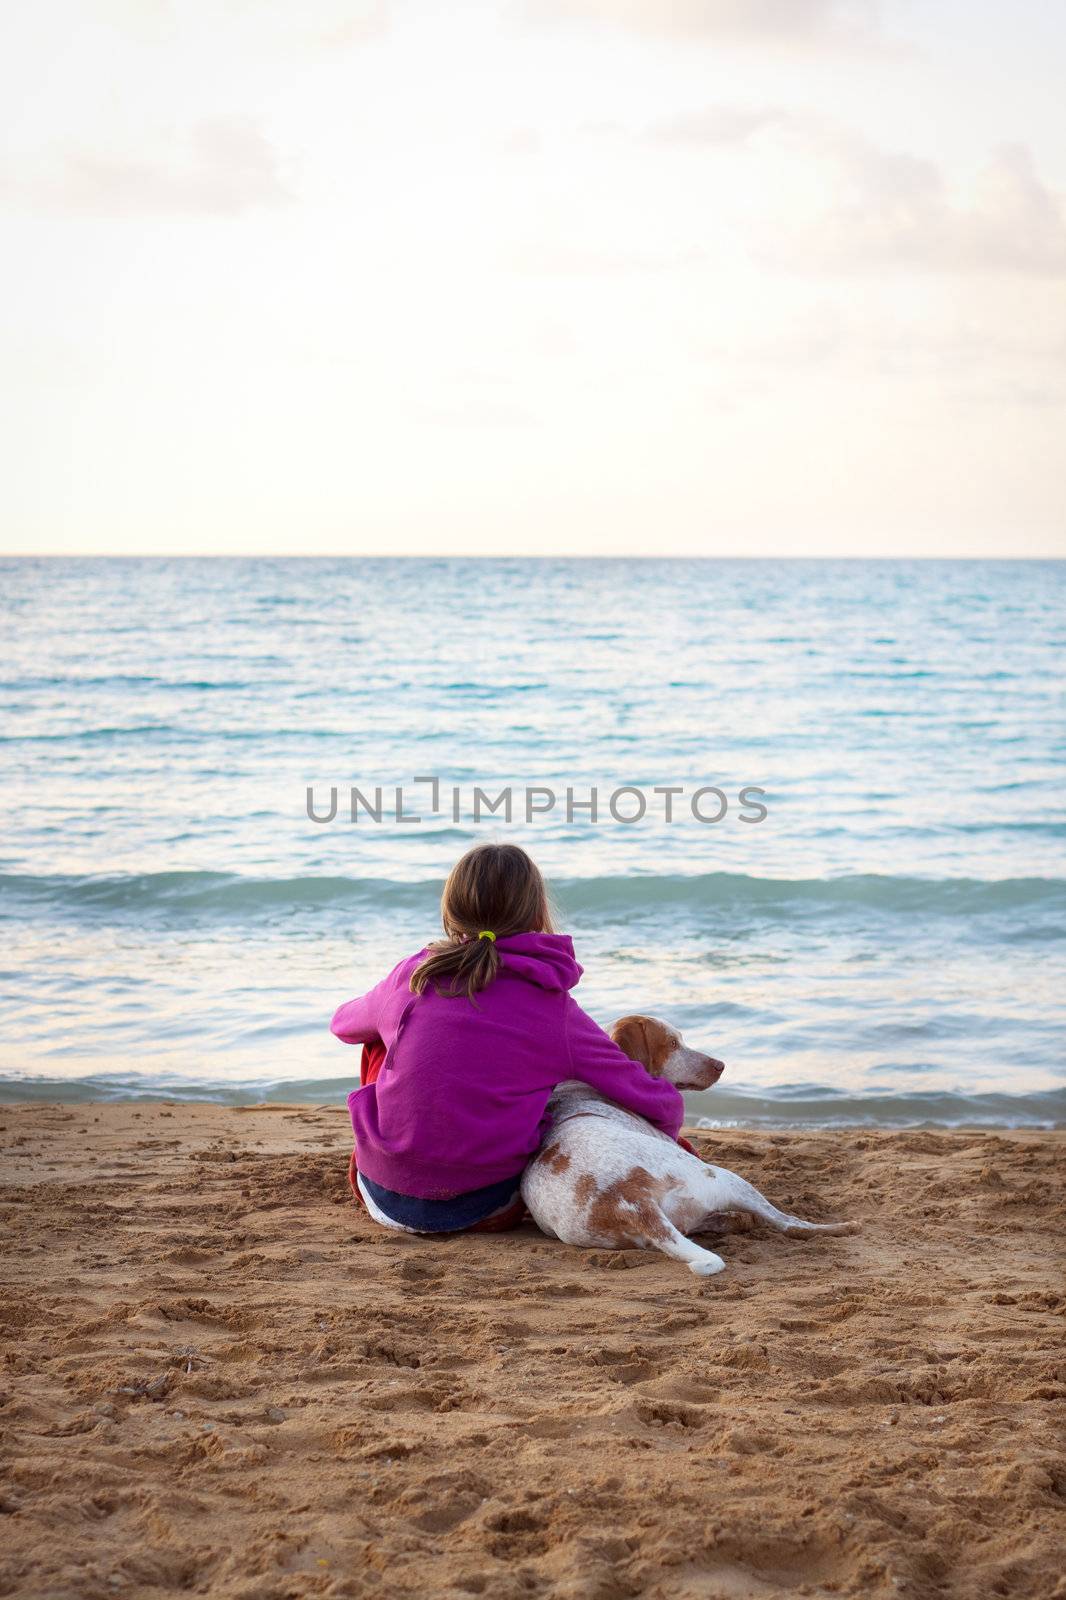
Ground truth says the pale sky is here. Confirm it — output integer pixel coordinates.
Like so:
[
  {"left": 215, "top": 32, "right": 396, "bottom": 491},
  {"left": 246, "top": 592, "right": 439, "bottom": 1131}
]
[{"left": 2, "top": 0, "right": 1065, "bottom": 557}]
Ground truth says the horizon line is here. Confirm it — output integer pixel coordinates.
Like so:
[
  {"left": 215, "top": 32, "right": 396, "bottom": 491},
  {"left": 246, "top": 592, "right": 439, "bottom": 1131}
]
[{"left": 2, "top": 551, "right": 1064, "bottom": 563}]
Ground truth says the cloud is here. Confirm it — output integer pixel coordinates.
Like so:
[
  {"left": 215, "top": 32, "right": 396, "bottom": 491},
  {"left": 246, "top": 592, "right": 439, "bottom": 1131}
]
[
  {"left": 773, "top": 135, "right": 1066, "bottom": 276},
  {"left": 701, "top": 303, "right": 846, "bottom": 370},
  {"left": 501, "top": 127, "right": 543, "bottom": 157},
  {"left": 1, "top": 118, "right": 293, "bottom": 217},
  {"left": 302, "top": 0, "right": 392, "bottom": 52},
  {"left": 411, "top": 397, "right": 537, "bottom": 428},
  {"left": 640, "top": 107, "right": 1066, "bottom": 277},
  {"left": 519, "top": 0, "right": 883, "bottom": 49},
  {"left": 695, "top": 298, "right": 1066, "bottom": 415},
  {"left": 645, "top": 106, "right": 791, "bottom": 146},
  {"left": 510, "top": 242, "right": 708, "bottom": 275},
  {"left": 708, "top": 302, "right": 1066, "bottom": 369},
  {"left": 72, "top": 0, "right": 391, "bottom": 56}
]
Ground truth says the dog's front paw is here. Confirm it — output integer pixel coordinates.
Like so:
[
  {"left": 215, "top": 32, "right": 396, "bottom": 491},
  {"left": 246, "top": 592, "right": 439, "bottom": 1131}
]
[{"left": 688, "top": 1252, "right": 726, "bottom": 1276}]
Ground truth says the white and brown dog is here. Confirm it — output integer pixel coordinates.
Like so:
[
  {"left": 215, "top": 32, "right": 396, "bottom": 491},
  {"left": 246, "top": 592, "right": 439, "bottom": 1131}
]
[{"left": 522, "top": 1015, "right": 858, "bottom": 1275}]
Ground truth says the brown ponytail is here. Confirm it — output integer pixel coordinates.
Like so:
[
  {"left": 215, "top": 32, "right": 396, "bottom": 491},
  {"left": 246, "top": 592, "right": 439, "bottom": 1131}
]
[{"left": 410, "top": 843, "right": 556, "bottom": 1002}]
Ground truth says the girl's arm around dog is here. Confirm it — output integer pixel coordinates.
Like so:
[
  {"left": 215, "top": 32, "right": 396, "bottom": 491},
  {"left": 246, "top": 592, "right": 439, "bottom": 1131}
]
[{"left": 562, "top": 999, "right": 685, "bottom": 1139}]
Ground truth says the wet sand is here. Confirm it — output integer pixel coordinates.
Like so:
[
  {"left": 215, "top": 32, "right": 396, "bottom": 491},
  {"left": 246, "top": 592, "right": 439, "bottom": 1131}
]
[{"left": 1, "top": 1103, "right": 1063, "bottom": 1599}]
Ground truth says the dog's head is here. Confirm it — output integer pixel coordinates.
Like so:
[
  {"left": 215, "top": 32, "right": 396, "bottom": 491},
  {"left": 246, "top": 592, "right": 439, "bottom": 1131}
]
[{"left": 610, "top": 1014, "right": 724, "bottom": 1090}]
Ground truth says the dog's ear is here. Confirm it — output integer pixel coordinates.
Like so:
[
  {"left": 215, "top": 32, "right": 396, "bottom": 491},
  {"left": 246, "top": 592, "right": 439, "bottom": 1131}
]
[
  {"left": 611, "top": 1014, "right": 653, "bottom": 1071},
  {"left": 612, "top": 1015, "right": 679, "bottom": 1077}
]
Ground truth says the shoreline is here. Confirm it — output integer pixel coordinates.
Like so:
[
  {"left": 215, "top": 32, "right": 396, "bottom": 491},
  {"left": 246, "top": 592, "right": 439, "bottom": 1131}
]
[
  {"left": 2, "top": 1078, "right": 1063, "bottom": 1134},
  {"left": 1, "top": 1104, "right": 1063, "bottom": 1599}
]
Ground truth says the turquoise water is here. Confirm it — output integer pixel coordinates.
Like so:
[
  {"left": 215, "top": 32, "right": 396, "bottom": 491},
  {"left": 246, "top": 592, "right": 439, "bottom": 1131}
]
[{"left": 1, "top": 557, "right": 1063, "bottom": 1126}]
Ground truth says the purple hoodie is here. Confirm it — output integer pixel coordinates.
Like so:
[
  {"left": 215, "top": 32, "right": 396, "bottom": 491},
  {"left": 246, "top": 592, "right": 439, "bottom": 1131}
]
[{"left": 331, "top": 932, "right": 684, "bottom": 1201}]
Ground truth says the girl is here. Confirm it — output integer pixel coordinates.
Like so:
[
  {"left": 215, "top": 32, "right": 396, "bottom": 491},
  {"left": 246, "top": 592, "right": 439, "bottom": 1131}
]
[{"left": 331, "top": 842, "right": 684, "bottom": 1234}]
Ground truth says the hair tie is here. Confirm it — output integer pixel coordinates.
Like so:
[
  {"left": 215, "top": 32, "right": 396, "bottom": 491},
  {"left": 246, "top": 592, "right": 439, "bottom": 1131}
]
[{"left": 477, "top": 930, "right": 496, "bottom": 941}]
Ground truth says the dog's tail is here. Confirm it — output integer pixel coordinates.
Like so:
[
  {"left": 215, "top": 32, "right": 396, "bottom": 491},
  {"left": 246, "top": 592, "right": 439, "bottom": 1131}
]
[{"left": 707, "top": 1168, "right": 860, "bottom": 1237}]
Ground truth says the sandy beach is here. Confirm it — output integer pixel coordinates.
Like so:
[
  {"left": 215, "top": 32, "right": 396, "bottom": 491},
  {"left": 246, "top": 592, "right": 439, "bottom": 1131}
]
[{"left": 1, "top": 1104, "right": 1063, "bottom": 1600}]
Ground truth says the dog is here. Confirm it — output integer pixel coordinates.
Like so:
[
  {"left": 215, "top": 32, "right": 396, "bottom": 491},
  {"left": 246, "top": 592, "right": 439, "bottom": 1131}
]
[{"left": 521, "top": 1014, "right": 858, "bottom": 1275}]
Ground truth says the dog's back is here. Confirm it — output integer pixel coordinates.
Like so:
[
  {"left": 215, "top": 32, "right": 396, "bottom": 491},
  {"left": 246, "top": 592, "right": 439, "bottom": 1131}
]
[
  {"left": 522, "top": 1091, "right": 733, "bottom": 1273},
  {"left": 522, "top": 1072, "right": 858, "bottom": 1276}
]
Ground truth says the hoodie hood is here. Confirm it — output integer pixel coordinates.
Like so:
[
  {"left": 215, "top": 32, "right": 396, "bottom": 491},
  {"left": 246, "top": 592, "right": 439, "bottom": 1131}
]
[{"left": 494, "top": 931, "right": 582, "bottom": 991}]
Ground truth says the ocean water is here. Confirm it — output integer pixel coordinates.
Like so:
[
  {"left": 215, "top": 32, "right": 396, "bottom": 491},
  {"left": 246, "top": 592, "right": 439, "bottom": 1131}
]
[{"left": 1, "top": 556, "right": 1063, "bottom": 1127}]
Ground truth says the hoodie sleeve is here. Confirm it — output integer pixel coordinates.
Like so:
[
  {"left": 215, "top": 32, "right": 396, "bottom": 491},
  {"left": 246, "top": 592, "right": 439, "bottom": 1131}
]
[
  {"left": 330, "top": 959, "right": 409, "bottom": 1045},
  {"left": 562, "top": 998, "right": 685, "bottom": 1139}
]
